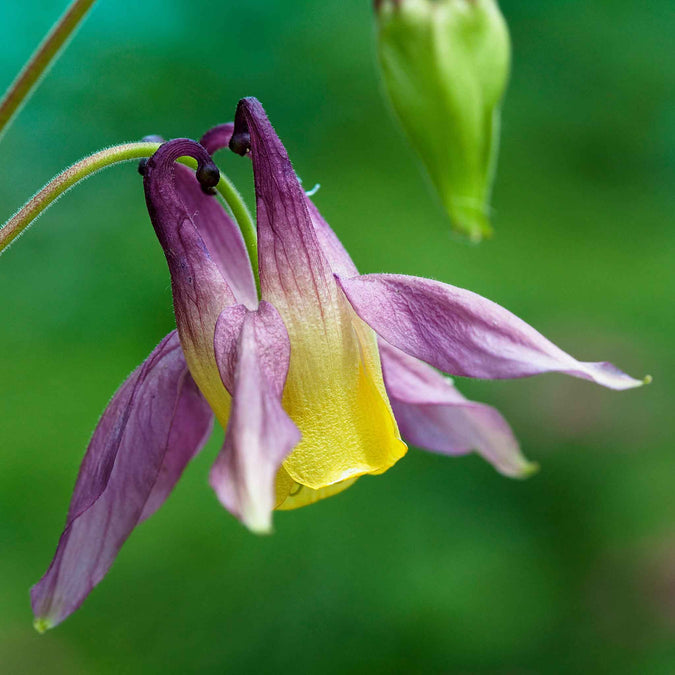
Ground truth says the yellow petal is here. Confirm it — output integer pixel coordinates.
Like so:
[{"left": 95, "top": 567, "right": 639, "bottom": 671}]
[
  {"left": 277, "top": 299, "right": 407, "bottom": 500},
  {"left": 234, "top": 98, "right": 406, "bottom": 508},
  {"left": 275, "top": 466, "right": 358, "bottom": 510}
]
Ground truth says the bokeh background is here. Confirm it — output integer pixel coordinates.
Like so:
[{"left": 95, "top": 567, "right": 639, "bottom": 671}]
[{"left": 1, "top": 1, "right": 673, "bottom": 672}]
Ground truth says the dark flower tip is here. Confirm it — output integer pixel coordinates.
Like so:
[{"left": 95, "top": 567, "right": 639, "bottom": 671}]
[
  {"left": 143, "top": 139, "right": 220, "bottom": 196},
  {"left": 196, "top": 162, "right": 220, "bottom": 191},
  {"left": 229, "top": 131, "right": 251, "bottom": 156},
  {"left": 229, "top": 98, "right": 257, "bottom": 155},
  {"left": 140, "top": 138, "right": 219, "bottom": 193}
]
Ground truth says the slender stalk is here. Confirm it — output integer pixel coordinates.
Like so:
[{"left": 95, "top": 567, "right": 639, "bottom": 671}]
[
  {"left": 0, "top": 0, "right": 98, "bottom": 139},
  {"left": 215, "top": 173, "right": 259, "bottom": 292},
  {"left": 0, "top": 143, "right": 260, "bottom": 291},
  {"left": 0, "top": 143, "right": 160, "bottom": 252}
]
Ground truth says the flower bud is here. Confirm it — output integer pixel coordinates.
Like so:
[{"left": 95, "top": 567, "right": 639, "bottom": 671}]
[{"left": 375, "top": 0, "right": 510, "bottom": 241}]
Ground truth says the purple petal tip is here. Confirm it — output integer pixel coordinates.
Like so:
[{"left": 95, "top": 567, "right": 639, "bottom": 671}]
[{"left": 579, "top": 361, "right": 649, "bottom": 391}]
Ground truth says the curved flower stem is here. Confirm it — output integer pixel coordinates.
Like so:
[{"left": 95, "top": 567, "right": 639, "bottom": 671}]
[
  {"left": 212, "top": 167, "right": 259, "bottom": 294},
  {"left": 0, "top": 142, "right": 159, "bottom": 252},
  {"left": 0, "top": 0, "right": 98, "bottom": 139},
  {"left": 0, "top": 142, "right": 260, "bottom": 290}
]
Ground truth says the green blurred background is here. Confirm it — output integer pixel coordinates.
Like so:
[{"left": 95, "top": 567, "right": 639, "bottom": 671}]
[{"left": 1, "top": 1, "right": 673, "bottom": 672}]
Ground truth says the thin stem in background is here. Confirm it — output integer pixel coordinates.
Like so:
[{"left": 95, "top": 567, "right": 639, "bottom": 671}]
[{"left": 0, "top": 0, "right": 98, "bottom": 139}]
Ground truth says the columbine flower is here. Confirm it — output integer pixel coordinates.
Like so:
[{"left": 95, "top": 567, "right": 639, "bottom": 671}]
[{"left": 31, "top": 97, "right": 644, "bottom": 631}]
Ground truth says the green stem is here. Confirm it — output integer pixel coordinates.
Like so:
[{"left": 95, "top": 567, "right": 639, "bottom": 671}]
[
  {"left": 0, "top": 0, "right": 98, "bottom": 139},
  {"left": 206, "top": 165, "right": 259, "bottom": 293},
  {"left": 0, "top": 142, "right": 157, "bottom": 252},
  {"left": 0, "top": 142, "right": 260, "bottom": 291}
]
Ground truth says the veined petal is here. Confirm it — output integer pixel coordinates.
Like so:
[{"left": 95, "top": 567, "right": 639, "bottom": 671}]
[
  {"left": 31, "top": 332, "right": 213, "bottom": 631},
  {"left": 139, "top": 130, "right": 252, "bottom": 304},
  {"left": 143, "top": 139, "right": 238, "bottom": 418},
  {"left": 379, "top": 340, "right": 534, "bottom": 478},
  {"left": 210, "top": 302, "right": 300, "bottom": 533},
  {"left": 339, "top": 274, "right": 645, "bottom": 390},
  {"left": 199, "top": 121, "right": 358, "bottom": 282},
  {"left": 230, "top": 98, "right": 406, "bottom": 501}
]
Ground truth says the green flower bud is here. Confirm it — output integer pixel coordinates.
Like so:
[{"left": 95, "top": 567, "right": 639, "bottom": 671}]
[{"left": 375, "top": 0, "right": 510, "bottom": 241}]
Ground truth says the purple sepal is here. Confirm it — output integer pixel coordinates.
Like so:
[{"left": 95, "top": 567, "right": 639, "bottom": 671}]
[
  {"left": 230, "top": 98, "right": 338, "bottom": 305},
  {"left": 379, "top": 341, "right": 534, "bottom": 477},
  {"left": 339, "top": 274, "right": 645, "bottom": 390},
  {"left": 143, "top": 140, "right": 236, "bottom": 352},
  {"left": 210, "top": 301, "right": 300, "bottom": 533},
  {"left": 31, "top": 332, "right": 214, "bottom": 630}
]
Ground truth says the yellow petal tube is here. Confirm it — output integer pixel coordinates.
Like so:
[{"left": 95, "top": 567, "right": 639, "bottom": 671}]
[{"left": 273, "top": 296, "right": 407, "bottom": 511}]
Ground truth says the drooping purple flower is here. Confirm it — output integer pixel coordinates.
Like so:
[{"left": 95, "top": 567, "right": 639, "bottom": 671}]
[{"left": 31, "top": 98, "right": 645, "bottom": 631}]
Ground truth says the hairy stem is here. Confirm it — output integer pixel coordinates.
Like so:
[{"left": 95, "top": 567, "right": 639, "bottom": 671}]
[{"left": 0, "top": 142, "right": 259, "bottom": 290}]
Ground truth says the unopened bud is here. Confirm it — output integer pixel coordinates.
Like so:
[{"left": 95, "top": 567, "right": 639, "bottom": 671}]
[{"left": 376, "top": 0, "right": 510, "bottom": 241}]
